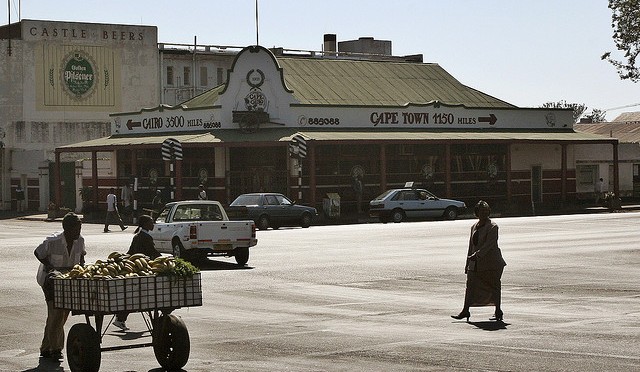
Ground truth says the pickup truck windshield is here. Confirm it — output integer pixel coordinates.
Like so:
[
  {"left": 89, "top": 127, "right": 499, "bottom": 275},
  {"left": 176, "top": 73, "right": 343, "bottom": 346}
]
[
  {"left": 173, "top": 204, "right": 224, "bottom": 221},
  {"left": 156, "top": 207, "right": 170, "bottom": 223}
]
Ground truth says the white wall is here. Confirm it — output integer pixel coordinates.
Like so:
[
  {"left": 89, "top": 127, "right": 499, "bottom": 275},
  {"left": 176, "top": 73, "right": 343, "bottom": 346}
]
[
  {"left": 574, "top": 142, "right": 637, "bottom": 197},
  {"left": 510, "top": 143, "right": 566, "bottom": 170},
  {"left": 0, "top": 20, "right": 160, "bottom": 210}
]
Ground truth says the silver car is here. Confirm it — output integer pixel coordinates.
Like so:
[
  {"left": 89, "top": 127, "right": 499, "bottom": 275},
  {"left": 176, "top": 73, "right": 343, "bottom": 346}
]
[{"left": 369, "top": 188, "right": 466, "bottom": 223}]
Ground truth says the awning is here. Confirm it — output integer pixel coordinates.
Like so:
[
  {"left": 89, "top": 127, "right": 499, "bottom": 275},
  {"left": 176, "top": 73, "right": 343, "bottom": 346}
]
[
  {"left": 294, "top": 130, "right": 615, "bottom": 143},
  {"left": 56, "top": 129, "right": 616, "bottom": 153},
  {"left": 57, "top": 132, "right": 220, "bottom": 152}
]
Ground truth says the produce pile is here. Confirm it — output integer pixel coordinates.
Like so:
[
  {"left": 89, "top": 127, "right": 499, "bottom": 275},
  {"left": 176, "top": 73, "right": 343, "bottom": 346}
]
[{"left": 56, "top": 252, "right": 199, "bottom": 280}]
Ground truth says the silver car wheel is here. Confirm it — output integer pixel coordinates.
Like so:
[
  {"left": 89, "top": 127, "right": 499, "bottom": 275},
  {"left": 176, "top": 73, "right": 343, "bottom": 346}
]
[{"left": 392, "top": 209, "right": 404, "bottom": 223}]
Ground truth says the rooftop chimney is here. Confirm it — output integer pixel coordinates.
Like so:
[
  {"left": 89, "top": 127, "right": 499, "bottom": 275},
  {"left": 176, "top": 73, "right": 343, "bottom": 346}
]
[{"left": 323, "top": 34, "right": 337, "bottom": 54}]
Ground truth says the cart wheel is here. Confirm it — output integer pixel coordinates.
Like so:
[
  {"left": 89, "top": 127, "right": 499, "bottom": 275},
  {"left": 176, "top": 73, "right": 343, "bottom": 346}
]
[
  {"left": 153, "top": 314, "right": 190, "bottom": 370},
  {"left": 67, "top": 323, "right": 101, "bottom": 372}
]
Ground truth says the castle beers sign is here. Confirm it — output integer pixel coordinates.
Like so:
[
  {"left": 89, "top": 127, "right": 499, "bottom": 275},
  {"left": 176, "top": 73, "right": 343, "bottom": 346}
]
[{"left": 62, "top": 51, "right": 96, "bottom": 99}]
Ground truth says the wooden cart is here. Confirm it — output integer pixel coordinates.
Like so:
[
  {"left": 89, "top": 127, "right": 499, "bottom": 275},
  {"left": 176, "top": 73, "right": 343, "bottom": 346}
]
[{"left": 53, "top": 273, "right": 202, "bottom": 372}]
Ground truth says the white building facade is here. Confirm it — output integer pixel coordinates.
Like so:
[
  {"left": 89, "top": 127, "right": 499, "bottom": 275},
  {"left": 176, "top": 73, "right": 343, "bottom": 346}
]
[{"left": 0, "top": 19, "right": 240, "bottom": 211}]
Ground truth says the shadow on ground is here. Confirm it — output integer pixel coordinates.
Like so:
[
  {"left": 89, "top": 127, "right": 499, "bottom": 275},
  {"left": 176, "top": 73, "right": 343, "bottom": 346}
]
[
  {"left": 196, "top": 258, "right": 253, "bottom": 271},
  {"left": 468, "top": 320, "right": 509, "bottom": 331}
]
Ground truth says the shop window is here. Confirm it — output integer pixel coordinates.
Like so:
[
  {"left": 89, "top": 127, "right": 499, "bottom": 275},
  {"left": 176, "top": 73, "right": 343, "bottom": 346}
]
[
  {"left": 577, "top": 164, "right": 598, "bottom": 187},
  {"left": 450, "top": 144, "right": 506, "bottom": 173},
  {"left": 399, "top": 145, "right": 414, "bottom": 155},
  {"left": 166, "top": 66, "right": 174, "bottom": 85},
  {"left": 184, "top": 67, "right": 191, "bottom": 86},
  {"left": 200, "top": 66, "right": 208, "bottom": 87},
  {"left": 452, "top": 155, "right": 485, "bottom": 172}
]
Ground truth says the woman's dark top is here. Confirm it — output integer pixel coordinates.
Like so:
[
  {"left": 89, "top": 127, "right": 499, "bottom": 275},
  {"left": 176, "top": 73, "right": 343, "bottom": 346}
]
[
  {"left": 126, "top": 230, "right": 160, "bottom": 259},
  {"left": 467, "top": 219, "right": 506, "bottom": 271}
]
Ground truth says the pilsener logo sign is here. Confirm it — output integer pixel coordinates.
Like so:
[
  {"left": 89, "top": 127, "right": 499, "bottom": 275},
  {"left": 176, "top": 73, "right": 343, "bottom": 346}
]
[{"left": 62, "top": 51, "right": 96, "bottom": 99}]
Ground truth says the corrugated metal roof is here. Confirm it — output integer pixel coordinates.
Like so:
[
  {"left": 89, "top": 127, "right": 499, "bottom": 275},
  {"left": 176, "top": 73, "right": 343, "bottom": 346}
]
[
  {"left": 181, "top": 56, "right": 516, "bottom": 109},
  {"left": 180, "top": 85, "right": 224, "bottom": 108},
  {"left": 57, "top": 129, "right": 614, "bottom": 152},
  {"left": 294, "top": 130, "right": 614, "bottom": 143},
  {"left": 278, "top": 58, "right": 515, "bottom": 107},
  {"left": 574, "top": 122, "right": 640, "bottom": 144},
  {"left": 611, "top": 111, "right": 640, "bottom": 123},
  {"left": 57, "top": 132, "right": 220, "bottom": 150}
]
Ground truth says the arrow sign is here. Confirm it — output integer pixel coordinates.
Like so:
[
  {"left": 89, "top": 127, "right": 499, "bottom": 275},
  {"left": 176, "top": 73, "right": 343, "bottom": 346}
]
[
  {"left": 478, "top": 114, "right": 497, "bottom": 125},
  {"left": 126, "top": 119, "right": 141, "bottom": 130}
]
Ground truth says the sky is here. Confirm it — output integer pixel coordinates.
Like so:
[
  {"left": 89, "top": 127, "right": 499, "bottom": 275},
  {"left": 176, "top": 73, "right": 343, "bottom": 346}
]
[{"left": 3, "top": 0, "right": 639, "bottom": 120}]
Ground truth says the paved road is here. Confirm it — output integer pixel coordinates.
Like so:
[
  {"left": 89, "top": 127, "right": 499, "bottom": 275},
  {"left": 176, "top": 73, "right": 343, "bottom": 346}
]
[{"left": 0, "top": 212, "right": 638, "bottom": 371}]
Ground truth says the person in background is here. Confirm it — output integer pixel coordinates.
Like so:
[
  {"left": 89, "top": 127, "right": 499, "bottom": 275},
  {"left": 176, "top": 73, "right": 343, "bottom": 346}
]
[
  {"left": 198, "top": 184, "right": 207, "bottom": 200},
  {"left": 104, "top": 188, "right": 127, "bottom": 233},
  {"left": 121, "top": 183, "right": 133, "bottom": 223},
  {"left": 113, "top": 214, "right": 160, "bottom": 331},
  {"left": 594, "top": 177, "right": 605, "bottom": 204},
  {"left": 452, "top": 200, "right": 506, "bottom": 322},
  {"left": 16, "top": 185, "right": 25, "bottom": 212},
  {"left": 352, "top": 175, "right": 363, "bottom": 214},
  {"left": 151, "top": 189, "right": 163, "bottom": 219},
  {"left": 34, "top": 213, "right": 86, "bottom": 360}
]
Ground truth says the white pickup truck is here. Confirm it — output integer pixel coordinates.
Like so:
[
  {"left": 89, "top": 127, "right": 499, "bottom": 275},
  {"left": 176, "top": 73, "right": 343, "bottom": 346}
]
[{"left": 149, "top": 200, "right": 257, "bottom": 265}]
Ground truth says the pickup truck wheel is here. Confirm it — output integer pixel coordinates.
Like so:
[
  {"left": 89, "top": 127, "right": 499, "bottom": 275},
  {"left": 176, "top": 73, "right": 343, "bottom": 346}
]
[
  {"left": 234, "top": 247, "right": 249, "bottom": 266},
  {"left": 300, "top": 213, "right": 312, "bottom": 228},
  {"left": 172, "top": 240, "right": 185, "bottom": 259},
  {"left": 257, "top": 215, "right": 270, "bottom": 230}
]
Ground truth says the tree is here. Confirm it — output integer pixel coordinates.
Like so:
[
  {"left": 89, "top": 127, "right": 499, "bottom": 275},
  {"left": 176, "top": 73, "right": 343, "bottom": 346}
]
[
  {"left": 584, "top": 109, "right": 608, "bottom": 123},
  {"left": 601, "top": 0, "right": 640, "bottom": 82},
  {"left": 540, "top": 101, "right": 586, "bottom": 123}
]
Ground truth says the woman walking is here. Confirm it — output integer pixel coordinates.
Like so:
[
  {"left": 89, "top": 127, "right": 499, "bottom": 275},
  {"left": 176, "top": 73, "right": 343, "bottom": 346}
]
[{"left": 452, "top": 200, "right": 506, "bottom": 322}]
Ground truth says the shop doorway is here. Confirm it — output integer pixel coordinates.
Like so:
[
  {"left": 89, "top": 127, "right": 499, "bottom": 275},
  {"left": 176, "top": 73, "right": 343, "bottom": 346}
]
[
  {"left": 227, "top": 167, "right": 288, "bottom": 199},
  {"left": 49, "top": 162, "right": 76, "bottom": 210},
  {"left": 228, "top": 147, "right": 289, "bottom": 200}
]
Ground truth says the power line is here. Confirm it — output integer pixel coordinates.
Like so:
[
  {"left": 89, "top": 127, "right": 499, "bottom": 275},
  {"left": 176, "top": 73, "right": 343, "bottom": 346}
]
[{"left": 604, "top": 102, "right": 640, "bottom": 111}]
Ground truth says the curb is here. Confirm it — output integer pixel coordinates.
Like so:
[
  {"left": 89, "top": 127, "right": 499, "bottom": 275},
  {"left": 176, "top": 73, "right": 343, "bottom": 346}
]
[{"left": 11, "top": 206, "right": 640, "bottom": 225}]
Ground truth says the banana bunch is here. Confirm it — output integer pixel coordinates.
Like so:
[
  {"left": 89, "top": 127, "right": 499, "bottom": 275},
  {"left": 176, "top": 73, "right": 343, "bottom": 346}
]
[{"left": 58, "top": 252, "right": 180, "bottom": 280}]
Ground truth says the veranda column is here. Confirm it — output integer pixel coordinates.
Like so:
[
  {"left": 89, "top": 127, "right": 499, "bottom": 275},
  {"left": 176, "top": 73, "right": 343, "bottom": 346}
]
[
  {"left": 506, "top": 144, "right": 512, "bottom": 204},
  {"left": 379, "top": 144, "right": 386, "bottom": 192},
  {"left": 92, "top": 151, "right": 98, "bottom": 207},
  {"left": 613, "top": 141, "right": 619, "bottom": 197},
  {"left": 176, "top": 159, "right": 183, "bottom": 200},
  {"left": 561, "top": 144, "right": 567, "bottom": 206},
  {"left": 54, "top": 151, "right": 61, "bottom": 207},
  {"left": 131, "top": 149, "right": 138, "bottom": 178},
  {"left": 445, "top": 144, "right": 452, "bottom": 198},
  {"left": 309, "top": 142, "right": 316, "bottom": 207}
]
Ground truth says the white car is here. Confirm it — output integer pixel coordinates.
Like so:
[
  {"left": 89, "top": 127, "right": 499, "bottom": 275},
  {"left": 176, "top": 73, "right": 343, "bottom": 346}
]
[{"left": 369, "top": 188, "right": 466, "bottom": 223}]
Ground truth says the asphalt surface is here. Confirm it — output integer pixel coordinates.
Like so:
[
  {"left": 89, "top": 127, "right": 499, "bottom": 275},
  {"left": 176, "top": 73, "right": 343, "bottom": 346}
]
[{"left": 0, "top": 211, "right": 638, "bottom": 371}]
